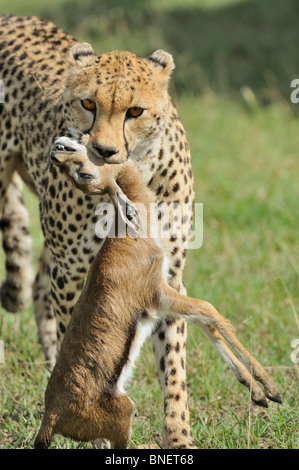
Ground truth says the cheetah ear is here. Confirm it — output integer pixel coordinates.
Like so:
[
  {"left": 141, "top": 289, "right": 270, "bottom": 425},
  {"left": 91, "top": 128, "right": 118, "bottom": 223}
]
[
  {"left": 145, "top": 50, "right": 175, "bottom": 79},
  {"left": 67, "top": 43, "right": 96, "bottom": 67}
]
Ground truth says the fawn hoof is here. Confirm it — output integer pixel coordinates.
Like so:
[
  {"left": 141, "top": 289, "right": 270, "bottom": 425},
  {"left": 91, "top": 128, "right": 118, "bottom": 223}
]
[
  {"left": 268, "top": 393, "right": 282, "bottom": 405},
  {"left": 253, "top": 397, "right": 268, "bottom": 408},
  {"left": 34, "top": 438, "right": 49, "bottom": 449}
]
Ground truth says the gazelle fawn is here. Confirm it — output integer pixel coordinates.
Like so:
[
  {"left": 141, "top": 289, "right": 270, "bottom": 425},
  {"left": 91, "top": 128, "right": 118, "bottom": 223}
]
[{"left": 34, "top": 137, "right": 281, "bottom": 449}]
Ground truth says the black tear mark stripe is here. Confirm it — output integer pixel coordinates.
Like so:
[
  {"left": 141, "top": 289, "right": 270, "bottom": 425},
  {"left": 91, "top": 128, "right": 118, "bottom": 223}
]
[
  {"left": 123, "top": 117, "right": 130, "bottom": 156},
  {"left": 73, "top": 50, "right": 95, "bottom": 61},
  {"left": 82, "top": 107, "right": 97, "bottom": 135}
]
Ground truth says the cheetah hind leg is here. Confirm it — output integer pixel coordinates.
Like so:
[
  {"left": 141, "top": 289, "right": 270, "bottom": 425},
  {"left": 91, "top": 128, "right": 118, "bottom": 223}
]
[{"left": 0, "top": 172, "right": 34, "bottom": 313}]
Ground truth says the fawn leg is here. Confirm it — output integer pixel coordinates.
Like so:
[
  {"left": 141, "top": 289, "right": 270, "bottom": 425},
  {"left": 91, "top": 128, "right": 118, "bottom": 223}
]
[
  {"left": 196, "top": 323, "right": 269, "bottom": 406},
  {"left": 161, "top": 282, "right": 282, "bottom": 406},
  {"left": 108, "top": 395, "right": 135, "bottom": 449},
  {"left": 34, "top": 412, "right": 56, "bottom": 449}
]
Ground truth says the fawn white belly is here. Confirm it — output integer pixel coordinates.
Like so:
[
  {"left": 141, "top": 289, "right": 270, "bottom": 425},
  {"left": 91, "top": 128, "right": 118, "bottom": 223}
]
[{"left": 116, "top": 318, "right": 157, "bottom": 394}]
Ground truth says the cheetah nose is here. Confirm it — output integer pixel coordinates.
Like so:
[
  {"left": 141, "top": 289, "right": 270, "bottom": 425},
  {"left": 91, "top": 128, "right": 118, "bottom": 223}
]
[{"left": 93, "top": 143, "right": 118, "bottom": 160}]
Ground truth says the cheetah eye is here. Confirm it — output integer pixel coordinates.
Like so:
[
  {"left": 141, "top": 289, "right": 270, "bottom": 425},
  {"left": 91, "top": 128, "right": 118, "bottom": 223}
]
[
  {"left": 81, "top": 99, "right": 96, "bottom": 112},
  {"left": 126, "top": 107, "right": 144, "bottom": 119}
]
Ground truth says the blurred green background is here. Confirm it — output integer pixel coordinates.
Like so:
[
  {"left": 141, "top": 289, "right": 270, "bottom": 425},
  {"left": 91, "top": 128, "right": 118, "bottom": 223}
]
[
  {"left": 0, "top": 0, "right": 298, "bottom": 449},
  {"left": 2, "top": 0, "right": 299, "bottom": 101}
]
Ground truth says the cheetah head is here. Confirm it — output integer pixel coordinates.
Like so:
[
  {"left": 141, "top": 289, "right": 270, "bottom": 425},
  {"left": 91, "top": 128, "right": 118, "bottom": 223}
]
[{"left": 62, "top": 44, "right": 175, "bottom": 164}]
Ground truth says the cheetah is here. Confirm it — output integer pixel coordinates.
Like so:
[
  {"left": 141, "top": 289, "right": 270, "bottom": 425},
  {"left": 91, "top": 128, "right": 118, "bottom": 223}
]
[{"left": 0, "top": 15, "right": 195, "bottom": 448}]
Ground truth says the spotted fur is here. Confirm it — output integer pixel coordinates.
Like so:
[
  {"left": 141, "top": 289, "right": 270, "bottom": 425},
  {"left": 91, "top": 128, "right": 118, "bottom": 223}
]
[{"left": 0, "top": 15, "right": 195, "bottom": 448}]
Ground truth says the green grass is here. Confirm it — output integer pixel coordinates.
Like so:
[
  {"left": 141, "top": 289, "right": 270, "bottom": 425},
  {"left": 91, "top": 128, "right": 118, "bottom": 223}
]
[{"left": 0, "top": 0, "right": 299, "bottom": 450}]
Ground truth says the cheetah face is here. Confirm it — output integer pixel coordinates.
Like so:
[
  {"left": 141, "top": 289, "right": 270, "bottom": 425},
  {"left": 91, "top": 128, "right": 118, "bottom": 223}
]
[{"left": 62, "top": 44, "right": 175, "bottom": 164}]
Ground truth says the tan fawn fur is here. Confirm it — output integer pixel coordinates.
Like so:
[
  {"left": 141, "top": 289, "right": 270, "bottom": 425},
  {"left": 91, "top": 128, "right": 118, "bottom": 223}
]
[{"left": 34, "top": 137, "right": 281, "bottom": 449}]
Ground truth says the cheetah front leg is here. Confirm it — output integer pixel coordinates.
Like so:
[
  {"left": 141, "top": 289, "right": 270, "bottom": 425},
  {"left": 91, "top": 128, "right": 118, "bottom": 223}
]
[
  {"left": 152, "top": 316, "right": 196, "bottom": 449},
  {"left": 48, "top": 264, "right": 84, "bottom": 351},
  {"left": 33, "top": 244, "right": 57, "bottom": 371},
  {"left": 152, "top": 272, "right": 197, "bottom": 449}
]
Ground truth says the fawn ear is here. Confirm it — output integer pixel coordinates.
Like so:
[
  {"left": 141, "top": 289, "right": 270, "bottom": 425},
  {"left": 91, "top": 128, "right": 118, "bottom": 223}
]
[
  {"left": 67, "top": 43, "right": 96, "bottom": 67},
  {"left": 110, "top": 188, "right": 143, "bottom": 236}
]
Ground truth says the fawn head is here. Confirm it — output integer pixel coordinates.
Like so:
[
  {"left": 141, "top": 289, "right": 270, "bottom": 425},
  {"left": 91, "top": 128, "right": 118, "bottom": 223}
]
[{"left": 50, "top": 136, "right": 143, "bottom": 234}]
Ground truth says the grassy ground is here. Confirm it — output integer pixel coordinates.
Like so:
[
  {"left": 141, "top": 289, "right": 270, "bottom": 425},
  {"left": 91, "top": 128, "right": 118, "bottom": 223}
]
[{"left": 0, "top": 0, "right": 299, "bottom": 449}]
